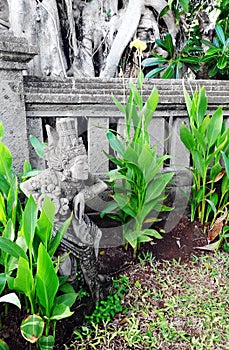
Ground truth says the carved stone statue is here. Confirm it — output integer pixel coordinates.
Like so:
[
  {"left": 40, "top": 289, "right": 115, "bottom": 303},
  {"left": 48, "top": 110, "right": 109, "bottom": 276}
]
[
  {"left": 0, "top": 0, "right": 10, "bottom": 32},
  {"left": 20, "top": 118, "right": 109, "bottom": 302}
]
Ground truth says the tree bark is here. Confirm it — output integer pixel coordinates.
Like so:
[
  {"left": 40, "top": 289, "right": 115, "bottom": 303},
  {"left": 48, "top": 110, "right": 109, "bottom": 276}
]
[
  {"left": 100, "top": 0, "right": 144, "bottom": 78},
  {"left": 6, "top": 0, "right": 181, "bottom": 78},
  {"left": 8, "top": 0, "right": 67, "bottom": 77}
]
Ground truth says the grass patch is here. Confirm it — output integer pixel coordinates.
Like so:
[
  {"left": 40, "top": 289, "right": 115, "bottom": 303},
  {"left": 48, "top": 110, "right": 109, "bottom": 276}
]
[{"left": 68, "top": 252, "right": 229, "bottom": 350}]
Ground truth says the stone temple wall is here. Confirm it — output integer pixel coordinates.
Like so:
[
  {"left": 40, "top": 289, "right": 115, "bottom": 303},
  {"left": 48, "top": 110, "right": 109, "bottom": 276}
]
[{"left": 1, "top": 32, "right": 229, "bottom": 216}]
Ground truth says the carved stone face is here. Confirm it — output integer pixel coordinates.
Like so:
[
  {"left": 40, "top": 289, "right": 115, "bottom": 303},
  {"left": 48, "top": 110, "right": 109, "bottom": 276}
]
[{"left": 69, "top": 155, "right": 89, "bottom": 180}]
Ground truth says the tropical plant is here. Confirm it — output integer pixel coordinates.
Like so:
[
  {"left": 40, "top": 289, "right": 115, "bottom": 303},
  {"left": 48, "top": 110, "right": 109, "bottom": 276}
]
[
  {"left": 202, "top": 24, "right": 229, "bottom": 79},
  {"left": 5, "top": 196, "right": 74, "bottom": 350},
  {"left": 142, "top": 34, "right": 202, "bottom": 79},
  {"left": 0, "top": 127, "right": 82, "bottom": 349},
  {"left": 180, "top": 85, "right": 229, "bottom": 225},
  {"left": 85, "top": 275, "right": 130, "bottom": 325},
  {"left": 215, "top": 0, "right": 229, "bottom": 34},
  {"left": 160, "top": 0, "right": 190, "bottom": 21},
  {"left": 102, "top": 51, "right": 174, "bottom": 256}
]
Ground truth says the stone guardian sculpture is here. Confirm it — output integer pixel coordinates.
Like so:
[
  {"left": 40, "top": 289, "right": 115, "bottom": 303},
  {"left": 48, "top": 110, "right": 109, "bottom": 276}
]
[{"left": 20, "top": 118, "right": 109, "bottom": 302}]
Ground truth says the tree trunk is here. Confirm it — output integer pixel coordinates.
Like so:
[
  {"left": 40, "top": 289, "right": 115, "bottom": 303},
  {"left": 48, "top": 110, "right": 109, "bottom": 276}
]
[
  {"left": 100, "top": 0, "right": 144, "bottom": 78},
  {"left": 6, "top": 0, "right": 181, "bottom": 78}
]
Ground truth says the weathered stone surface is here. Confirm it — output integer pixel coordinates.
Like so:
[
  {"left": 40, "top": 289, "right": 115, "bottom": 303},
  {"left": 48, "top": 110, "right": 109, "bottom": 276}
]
[{"left": 0, "top": 33, "right": 36, "bottom": 171}]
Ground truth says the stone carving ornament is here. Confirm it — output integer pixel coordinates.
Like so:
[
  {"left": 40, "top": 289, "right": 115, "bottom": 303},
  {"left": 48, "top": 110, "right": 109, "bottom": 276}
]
[{"left": 21, "top": 118, "right": 109, "bottom": 301}]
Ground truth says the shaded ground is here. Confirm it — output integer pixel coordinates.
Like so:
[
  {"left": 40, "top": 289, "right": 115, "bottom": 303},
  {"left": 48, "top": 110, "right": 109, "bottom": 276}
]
[{"left": 0, "top": 215, "right": 209, "bottom": 350}]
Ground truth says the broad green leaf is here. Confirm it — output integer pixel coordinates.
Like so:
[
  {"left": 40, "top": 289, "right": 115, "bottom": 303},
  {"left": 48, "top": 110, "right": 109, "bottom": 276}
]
[
  {"left": 107, "top": 132, "right": 125, "bottom": 156},
  {"left": 0, "top": 273, "right": 7, "bottom": 295},
  {"left": 145, "top": 155, "right": 171, "bottom": 185},
  {"left": 221, "top": 151, "right": 229, "bottom": 178},
  {"left": 38, "top": 335, "right": 55, "bottom": 350},
  {"left": 14, "top": 257, "right": 34, "bottom": 299},
  {"left": 160, "top": 5, "right": 169, "bottom": 17},
  {"left": 145, "top": 172, "right": 174, "bottom": 204},
  {"left": 29, "top": 135, "right": 45, "bottom": 159},
  {"left": 208, "top": 64, "right": 218, "bottom": 77},
  {"left": 124, "top": 231, "right": 141, "bottom": 249},
  {"left": 126, "top": 101, "right": 139, "bottom": 130},
  {"left": 112, "top": 95, "right": 125, "bottom": 115},
  {"left": 206, "top": 194, "right": 218, "bottom": 219},
  {"left": 200, "top": 115, "right": 210, "bottom": 134},
  {"left": 179, "top": 0, "right": 189, "bottom": 12},
  {"left": 215, "top": 24, "right": 226, "bottom": 45},
  {"left": 20, "top": 314, "right": 44, "bottom": 343},
  {"left": 180, "top": 124, "right": 195, "bottom": 152},
  {"left": 145, "top": 66, "right": 166, "bottom": 79},
  {"left": 191, "top": 126, "right": 206, "bottom": 155},
  {"left": 129, "top": 79, "right": 143, "bottom": 108},
  {"left": 103, "top": 151, "right": 123, "bottom": 168},
  {"left": 22, "top": 169, "right": 42, "bottom": 179},
  {"left": 137, "top": 235, "right": 153, "bottom": 243},
  {"left": 192, "top": 150, "right": 205, "bottom": 178},
  {"left": 210, "top": 163, "right": 222, "bottom": 182},
  {"left": 142, "top": 57, "right": 167, "bottom": 67},
  {"left": 138, "top": 146, "right": 154, "bottom": 182},
  {"left": 7, "top": 176, "right": 18, "bottom": 226},
  {"left": 137, "top": 68, "right": 144, "bottom": 90},
  {"left": 121, "top": 204, "right": 136, "bottom": 218},
  {"left": 207, "top": 107, "right": 223, "bottom": 148},
  {"left": 36, "top": 196, "right": 55, "bottom": 248},
  {"left": 123, "top": 145, "right": 139, "bottom": 165},
  {"left": 164, "top": 33, "right": 174, "bottom": 58},
  {"left": 48, "top": 213, "right": 72, "bottom": 257},
  {"left": 162, "top": 66, "right": 174, "bottom": 79},
  {"left": 143, "top": 229, "right": 162, "bottom": 239},
  {"left": 100, "top": 201, "right": 118, "bottom": 218},
  {"left": 0, "top": 339, "right": 10, "bottom": 350},
  {"left": 0, "top": 174, "right": 10, "bottom": 197},
  {"left": 23, "top": 160, "right": 32, "bottom": 175},
  {"left": 55, "top": 293, "right": 77, "bottom": 307},
  {"left": 0, "top": 237, "right": 28, "bottom": 261},
  {"left": 0, "top": 142, "right": 12, "bottom": 180},
  {"left": 0, "top": 292, "right": 21, "bottom": 309},
  {"left": 196, "top": 87, "right": 207, "bottom": 124},
  {"left": 50, "top": 303, "right": 74, "bottom": 321},
  {"left": 217, "top": 55, "right": 227, "bottom": 69},
  {"left": 0, "top": 193, "right": 7, "bottom": 226},
  {"left": 36, "top": 243, "right": 59, "bottom": 317},
  {"left": 113, "top": 193, "right": 128, "bottom": 210},
  {"left": 21, "top": 195, "right": 38, "bottom": 249},
  {"left": 155, "top": 38, "right": 167, "bottom": 52},
  {"left": 140, "top": 88, "right": 159, "bottom": 130},
  {"left": 183, "top": 86, "right": 193, "bottom": 117}
]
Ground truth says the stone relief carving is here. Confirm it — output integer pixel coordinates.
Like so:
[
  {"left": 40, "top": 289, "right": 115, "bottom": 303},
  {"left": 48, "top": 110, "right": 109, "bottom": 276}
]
[{"left": 20, "top": 118, "right": 110, "bottom": 301}]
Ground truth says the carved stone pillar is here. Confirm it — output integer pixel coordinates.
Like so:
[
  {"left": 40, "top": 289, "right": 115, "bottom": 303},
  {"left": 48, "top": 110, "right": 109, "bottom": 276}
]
[{"left": 0, "top": 33, "right": 36, "bottom": 171}]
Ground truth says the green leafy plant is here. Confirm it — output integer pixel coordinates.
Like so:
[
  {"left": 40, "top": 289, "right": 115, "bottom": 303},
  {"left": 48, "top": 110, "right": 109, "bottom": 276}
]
[
  {"left": 85, "top": 275, "right": 129, "bottom": 325},
  {"left": 180, "top": 85, "right": 229, "bottom": 225},
  {"left": 142, "top": 34, "right": 202, "bottom": 79},
  {"left": 102, "top": 70, "right": 174, "bottom": 256},
  {"left": 160, "top": 0, "right": 190, "bottom": 21},
  {"left": 215, "top": 0, "right": 229, "bottom": 34},
  {"left": 0, "top": 193, "right": 75, "bottom": 350},
  {"left": 202, "top": 24, "right": 229, "bottom": 79}
]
